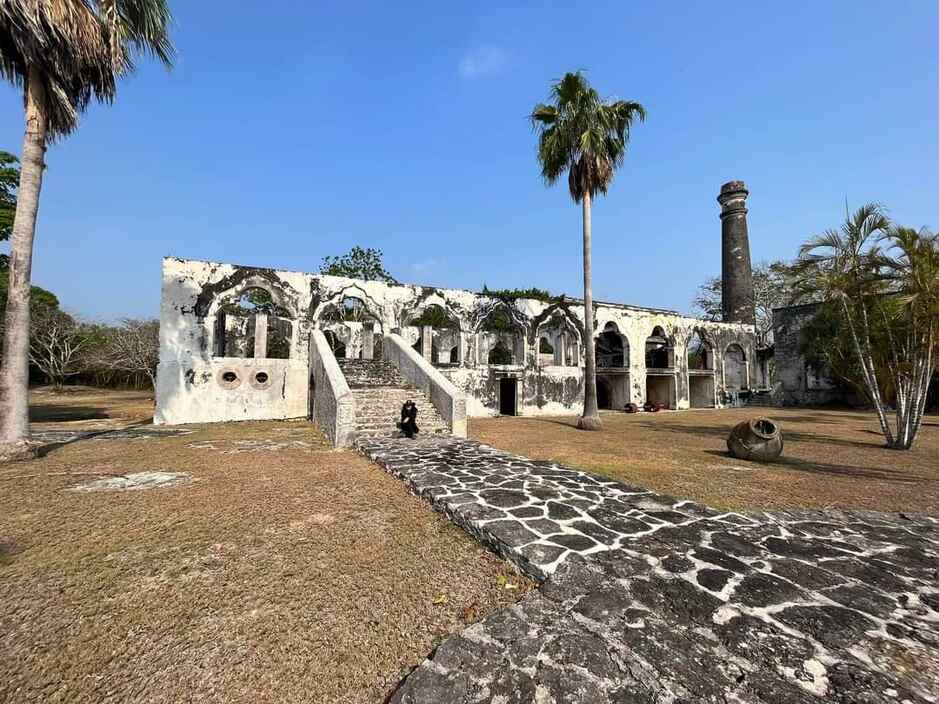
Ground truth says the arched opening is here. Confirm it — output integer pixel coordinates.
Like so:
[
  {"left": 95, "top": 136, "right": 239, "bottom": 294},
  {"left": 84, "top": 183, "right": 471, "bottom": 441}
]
[
  {"left": 645, "top": 326, "right": 673, "bottom": 369},
  {"left": 597, "top": 322, "right": 629, "bottom": 368},
  {"left": 216, "top": 287, "right": 293, "bottom": 359},
  {"left": 687, "top": 330, "right": 713, "bottom": 370},
  {"left": 479, "top": 306, "right": 524, "bottom": 367},
  {"left": 724, "top": 344, "right": 748, "bottom": 391},
  {"left": 488, "top": 340, "right": 514, "bottom": 365},
  {"left": 535, "top": 312, "right": 580, "bottom": 367},
  {"left": 408, "top": 304, "right": 461, "bottom": 367},
  {"left": 538, "top": 336, "right": 555, "bottom": 366},
  {"left": 319, "top": 295, "right": 382, "bottom": 360},
  {"left": 687, "top": 330, "right": 715, "bottom": 408}
]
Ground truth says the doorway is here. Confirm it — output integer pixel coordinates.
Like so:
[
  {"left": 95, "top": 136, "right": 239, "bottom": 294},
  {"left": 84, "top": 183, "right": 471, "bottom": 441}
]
[
  {"left": 597, "top": 377, "right": 612, "bottom": 409},
  {"left": 499, "top": 378, "right": 517, "bottom": 416},
  {"left": 646, "top": 375, "right": 675, "bottom": 409}
]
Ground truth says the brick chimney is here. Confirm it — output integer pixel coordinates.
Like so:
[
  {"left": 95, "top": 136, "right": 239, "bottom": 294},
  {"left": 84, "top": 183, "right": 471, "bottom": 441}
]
[{"left": 717, "top": 181, "right": 755, "bottom": 325}]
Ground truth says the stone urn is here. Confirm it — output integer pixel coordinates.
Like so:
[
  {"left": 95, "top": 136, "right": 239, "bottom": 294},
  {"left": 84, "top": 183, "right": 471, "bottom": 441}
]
[{"left": 727, "top": 417, "right": 783, "bottom": 462}]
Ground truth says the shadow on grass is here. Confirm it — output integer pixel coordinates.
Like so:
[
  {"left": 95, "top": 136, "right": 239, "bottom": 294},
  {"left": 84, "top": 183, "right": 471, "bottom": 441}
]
[
  {"left": 701, "top": 450, "right": 923, "bottom": 483},
  {"left": 29, "top": 405, "right": 111, "bottom": 422},
  {"left": 32, "top": 419, "right": 154, "bottom": 458},
  {"left": 631, "top": 420, "right": 885, "bottom": 451}
]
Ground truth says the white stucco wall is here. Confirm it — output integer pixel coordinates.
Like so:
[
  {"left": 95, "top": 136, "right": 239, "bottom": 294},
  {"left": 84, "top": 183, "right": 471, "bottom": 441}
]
[{"left": 155, "top": 257, "right": 756, "bottom": 425}]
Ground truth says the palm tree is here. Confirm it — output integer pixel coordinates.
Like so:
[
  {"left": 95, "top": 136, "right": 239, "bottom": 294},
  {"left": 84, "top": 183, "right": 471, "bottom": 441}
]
[
  {"left": 531, "top": 72, "right": 645, "bottom": 430},
  {"left": 796, "top": 203, "right": 938, "bottom": 449},
  {"left": 0, "top": 1, "right": 173, "bottom": 457}
]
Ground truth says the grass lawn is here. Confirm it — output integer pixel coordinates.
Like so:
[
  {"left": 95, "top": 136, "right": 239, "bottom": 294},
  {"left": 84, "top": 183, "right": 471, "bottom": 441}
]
[
  {"left": 470, "top": 407, "right": 939, "bottom": 514},
  {"left": 0, "top": 388, "right": 532, "bottom": 704}
]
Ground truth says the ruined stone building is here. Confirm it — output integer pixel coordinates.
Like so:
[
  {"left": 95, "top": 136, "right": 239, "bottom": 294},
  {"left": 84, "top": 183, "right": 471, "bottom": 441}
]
[{"left": 155, "top": 182, "right": 758, "bottom": 445}]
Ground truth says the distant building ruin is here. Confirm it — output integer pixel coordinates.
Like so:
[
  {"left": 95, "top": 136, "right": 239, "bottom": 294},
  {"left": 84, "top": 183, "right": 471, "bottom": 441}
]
[{"left": 155, "top": 182, "right": 758, "bottom": 444}]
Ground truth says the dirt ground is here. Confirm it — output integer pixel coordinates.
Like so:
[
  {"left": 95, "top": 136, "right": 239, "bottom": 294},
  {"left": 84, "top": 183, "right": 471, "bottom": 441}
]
[
  {"left": 470, "top": 407, "right": 939, "bottom": 514},
  {"left": 1, "top": 388, "right": 533, "bottom": 704}
]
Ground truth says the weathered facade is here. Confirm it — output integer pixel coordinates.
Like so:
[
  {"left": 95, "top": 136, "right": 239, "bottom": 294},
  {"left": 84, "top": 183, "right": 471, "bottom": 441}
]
[
  {"left": 772, "top": 302, "right": 861, "bottom": 407},
  {"left": 155, "top": 258, "right": 755, "bottom": 426},
  {"left": 155, "top": 180, "right": 758, "bottom": 433}
]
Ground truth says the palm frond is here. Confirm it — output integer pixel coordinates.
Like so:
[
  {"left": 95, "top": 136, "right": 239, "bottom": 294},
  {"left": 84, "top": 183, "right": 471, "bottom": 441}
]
[
  {"left": 0, "top": 0, "right": 173, "bottom": 137},
  {"left": 530, "top": 71, "right": 645, "bottom": 202}
]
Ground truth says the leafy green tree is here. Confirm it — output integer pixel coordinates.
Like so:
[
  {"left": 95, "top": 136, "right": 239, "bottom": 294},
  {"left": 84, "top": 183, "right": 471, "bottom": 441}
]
[
  {"left": 480, "top": 284, "right": 555, "bottom": 303},
  {"left": 0, "top": 1, "right": 173, "bottom": 454},
  {"left": 409, "top": 305, "right": 457, "bottom": 329},
  {"left": 320, "top": 246, "right": 398, "bottom": 284},
  {"left": 531, "top": 71, "right": 645, "bottom": 430},
  {"left": 0, "top": 151, "right": 18, "bottom": 270},
  {"left": 794, "top": 204, "right": 938, "bottom": 449}
]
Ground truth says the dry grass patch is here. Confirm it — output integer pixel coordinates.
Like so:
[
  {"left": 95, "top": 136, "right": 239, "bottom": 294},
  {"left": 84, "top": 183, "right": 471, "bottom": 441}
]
[
  {"left": 470, "top": 407, "right": 939, "bottom": 514},
  {"left": 0, "top": 388, "right": 533, "bottom": 703}
]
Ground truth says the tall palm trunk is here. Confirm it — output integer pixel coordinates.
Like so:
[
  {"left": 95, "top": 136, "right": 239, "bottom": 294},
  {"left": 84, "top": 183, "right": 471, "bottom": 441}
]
[
  {"left": 0, "top": 68, "right": 48, "bottom": 449},
  {"left": 578, "top": 191, "right": 601, "bottom": 430}
]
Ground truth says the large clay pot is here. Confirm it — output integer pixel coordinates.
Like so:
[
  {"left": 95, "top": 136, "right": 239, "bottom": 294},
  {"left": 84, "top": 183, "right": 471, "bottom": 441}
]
[{"left": 727, "top": 417, "right": 783, "bottom": 462}]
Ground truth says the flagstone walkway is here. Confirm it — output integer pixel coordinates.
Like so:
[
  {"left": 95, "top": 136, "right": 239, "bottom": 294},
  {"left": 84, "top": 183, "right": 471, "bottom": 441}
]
[{"left": 357, "top": 435, "right": 939, "bottom": 703}]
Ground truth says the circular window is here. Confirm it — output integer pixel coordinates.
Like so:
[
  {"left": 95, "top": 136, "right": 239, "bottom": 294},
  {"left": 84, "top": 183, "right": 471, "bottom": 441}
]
[
  {"left": 250, "top": 369, "right": 274, "bottom": 390},
  {"left": 217, "top": 368, "right": 242, "bottom": 390}
]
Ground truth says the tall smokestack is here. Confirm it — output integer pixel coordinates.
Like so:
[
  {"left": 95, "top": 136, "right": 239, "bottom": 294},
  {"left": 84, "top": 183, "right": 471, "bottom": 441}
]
[{"left": 718, "top": 180, "right": 755, "bottom": 325}]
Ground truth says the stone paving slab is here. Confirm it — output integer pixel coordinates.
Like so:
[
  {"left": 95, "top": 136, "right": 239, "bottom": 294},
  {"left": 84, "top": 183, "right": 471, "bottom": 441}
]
[{"left": 357, "top": 435, "right": 939, "bottom": 703}]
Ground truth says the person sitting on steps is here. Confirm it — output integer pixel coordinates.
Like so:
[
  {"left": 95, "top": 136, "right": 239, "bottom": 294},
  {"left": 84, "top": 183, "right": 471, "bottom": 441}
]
[{"left": 399, "top": 400, "right": 419, "bottom": 438}]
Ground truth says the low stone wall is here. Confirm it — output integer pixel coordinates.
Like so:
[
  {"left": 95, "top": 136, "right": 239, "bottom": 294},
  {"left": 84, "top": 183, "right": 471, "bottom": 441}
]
[
  {"left": 154, "top": 358, "right": 308, "bottom": 425},
  {"left": 309, "top": 329, "right": 356, "bottom": 447},
  {"left": 383, "top": 333, "right": 467, "bottom": 437}
]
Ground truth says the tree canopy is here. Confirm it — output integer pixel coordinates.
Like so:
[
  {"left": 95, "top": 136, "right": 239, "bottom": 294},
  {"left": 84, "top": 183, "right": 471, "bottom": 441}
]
[
  {"left": 0, "top": 0, "right": 174, "bottom": 138},
  {"left": 792, "top": 203, "right": 938, "bottom": 449},
  {"left": 531, "top": 71, "right": 646, "bottom": 203},
  {"left": 320, "top": 246, "right": 398, "bottom": 284}
]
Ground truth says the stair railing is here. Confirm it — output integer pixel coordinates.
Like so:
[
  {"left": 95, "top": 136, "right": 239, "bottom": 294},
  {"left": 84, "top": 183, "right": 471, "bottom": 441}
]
[
  {"left": 309, "top": 329, "right": 356, "bottom": 447},
  {"left": 382, "top": 333, "right": 467, "bottom": 437}
]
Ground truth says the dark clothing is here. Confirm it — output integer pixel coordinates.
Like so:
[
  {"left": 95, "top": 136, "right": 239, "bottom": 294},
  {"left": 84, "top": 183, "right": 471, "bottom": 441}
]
[{"left": 399, "top": 402, "right": 419, "bottom": 438}]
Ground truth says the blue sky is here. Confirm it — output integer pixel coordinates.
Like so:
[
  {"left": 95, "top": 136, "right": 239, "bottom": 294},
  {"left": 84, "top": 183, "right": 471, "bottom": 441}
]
[{"left": 1, "top": 1, "right": 937, "bottom": 321}]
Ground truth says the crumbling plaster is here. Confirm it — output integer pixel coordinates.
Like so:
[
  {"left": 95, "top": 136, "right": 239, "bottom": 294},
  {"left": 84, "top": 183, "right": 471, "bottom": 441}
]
[{"left": 155, "top": 257, "right": 756, "bottom": 425}]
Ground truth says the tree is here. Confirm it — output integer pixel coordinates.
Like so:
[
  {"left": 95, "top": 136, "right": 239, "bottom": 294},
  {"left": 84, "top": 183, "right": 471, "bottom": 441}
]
[
  {"left": 794, "top": 204, "right": 938, "bottom": 449},
  {"left": 0, "top": 269, "right": 58, "bottom": 355},
  {"left": 531, "top": 71, "right": 645, "bottom": 431},
  {"left": 95, "top": 318, "right": 160, "bottom": 388},
  {"left": 0, "top": 151, "right": 18, "bottom": 271},
  {"left": 320, "top": 246, "right": 398, "bottom": 284},
  {"left": 0, "top": 1, "right": 174, "bottom": 456},
  {"left": 691, "top": 261, "right": 797, "bottom": 347},
  {"left": 28, "top": 306, "right": 87, "bottom": 389}
]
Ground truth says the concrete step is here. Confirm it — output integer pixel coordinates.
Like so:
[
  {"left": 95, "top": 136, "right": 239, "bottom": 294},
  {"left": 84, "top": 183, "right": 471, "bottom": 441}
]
[{"left": 340, "top": 358, "right": 451, "bottom": 436}]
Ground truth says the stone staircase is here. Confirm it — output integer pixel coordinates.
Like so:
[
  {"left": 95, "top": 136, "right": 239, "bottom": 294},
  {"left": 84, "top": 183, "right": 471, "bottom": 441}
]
[{"left": 337, "top": 359, "right": 450, "bottom": 438}]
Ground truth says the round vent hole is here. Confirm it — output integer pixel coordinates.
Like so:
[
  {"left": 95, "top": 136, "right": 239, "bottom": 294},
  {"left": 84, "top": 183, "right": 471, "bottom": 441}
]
[
  {"left": 222, "top": 371, "right": 238, "bottom": 383},
  {"left": 255, "top": 372, "right": 269, "bottom": 384}
]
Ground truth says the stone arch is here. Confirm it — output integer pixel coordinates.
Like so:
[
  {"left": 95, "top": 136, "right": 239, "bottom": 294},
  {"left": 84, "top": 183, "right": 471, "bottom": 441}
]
[
  {"left": 477, "top": 304, "right": 527, "bottom": 367},
  {"left": 214, "top": 286, "right": 295, "bottom": 359},
  {"left": 535, "top": 310, "right": 581, "bottom": 366},
  {"left": 686, "top": 329, "right": 716, "bottom": 408},
  {"left": 317, "top": 291, "right": 384, "bottom": 360},
  {"left": 596, "top": 321, "right": 630, "bottom": 369},
  {"left": 686, "top": 329, "right": 714, "bottom": 371},
  {"left": 407, "top": 303, "right": 462, "bottom": 367},
  {"left": 645, "top": 325, "right": 674, "bottom": 369}
]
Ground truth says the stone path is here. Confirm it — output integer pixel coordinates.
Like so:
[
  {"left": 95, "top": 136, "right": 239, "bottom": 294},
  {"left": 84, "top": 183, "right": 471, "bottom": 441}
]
[{"left": 357, "top": 435, "right": 939, "bottom": 703}]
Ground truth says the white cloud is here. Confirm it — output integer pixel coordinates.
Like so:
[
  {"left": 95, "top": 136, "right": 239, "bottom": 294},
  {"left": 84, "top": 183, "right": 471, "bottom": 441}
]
[{"left": 458, "top": 46, "right": 507, "bottom": 79}]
